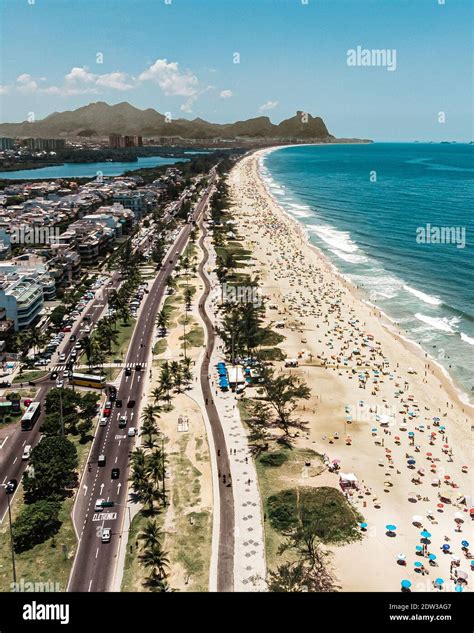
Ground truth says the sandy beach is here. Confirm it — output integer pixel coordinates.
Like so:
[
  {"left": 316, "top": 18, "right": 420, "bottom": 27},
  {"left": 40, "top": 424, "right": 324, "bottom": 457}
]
[{"left": 227, "top": 149, "right": 473, "bottom": 593}]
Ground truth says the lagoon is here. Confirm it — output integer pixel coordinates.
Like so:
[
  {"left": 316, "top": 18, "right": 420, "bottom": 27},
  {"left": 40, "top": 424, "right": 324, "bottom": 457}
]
[{"left": 0, "top": 155, "right": 189, "bottom": 180}]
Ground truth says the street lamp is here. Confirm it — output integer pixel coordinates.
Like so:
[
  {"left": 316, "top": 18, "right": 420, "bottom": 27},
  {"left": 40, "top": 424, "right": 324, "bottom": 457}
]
[{"left": 1, "top": 483, "right": 17, "bottom": 584}]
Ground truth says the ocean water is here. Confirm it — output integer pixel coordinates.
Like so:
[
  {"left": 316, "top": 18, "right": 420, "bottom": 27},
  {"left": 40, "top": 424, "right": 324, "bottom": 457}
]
[
  {"left": 261, "top": 143, "right": 474, "bottom": 402},
  {"left": 0, "top": 155, "right": 189, "bottom": 180}
]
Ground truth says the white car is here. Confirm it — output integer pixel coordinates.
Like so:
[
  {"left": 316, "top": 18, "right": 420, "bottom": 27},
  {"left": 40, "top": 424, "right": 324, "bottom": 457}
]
[
  {"left": 127, "top": 427, "right": 136, "bottom": 437},
  {"left": 59, "top": 353, "right": 66, "bottom": 361},
  {"left": 101, "top": 528, "right": 111, "bottom": 543},
  {"left": 94, "top": 498, "right": 104, "bottom": 512},
  {"left": 56, "top": 380, "right": 64, "bottom": 388},
  {"left": 22, "top": 445, "right": 32, "bottom": 460}
]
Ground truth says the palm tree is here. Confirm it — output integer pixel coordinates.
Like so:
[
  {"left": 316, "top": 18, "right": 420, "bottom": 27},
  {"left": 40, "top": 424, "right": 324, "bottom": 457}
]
[
  {"left": 147, "top": 448, "right": 166, "bottom": 490},
  {"left": 165, "top": 275, "right": 177, "bottom": 295},
  {"left": 140, "top": 542, "right": 170, "bottom": 580},
  {"left": 138, "top": 520, "right": 163, "bottom": 551},
  {"left": 80, "top": 336, "right": 100, "bottom": 368},
  {"left": 180, "top": 357, "right": 193, "bottom": 386},
  {"left": 141, "top": 480, "right": 161, "bottom": 513},
  {"left": 130, "top": 447, "right": 147, "bottom": 470},
  {"left": 119, "top": 305, "right": 131, "bottom": 326},
  {"left": 169, "top": 360, "right": 182, "bottom": 393},
  {"left": 159, "top": 362, "right": 173, "bottom": 409},
  {"left": 140, "top": 405, "right": 160, "bottom": 448},
  {"left": 151, "top": 386, "right": 164, "bottom": 405},
  {"left": 155, "top": 310, "right": 169, "bottom": 333}
]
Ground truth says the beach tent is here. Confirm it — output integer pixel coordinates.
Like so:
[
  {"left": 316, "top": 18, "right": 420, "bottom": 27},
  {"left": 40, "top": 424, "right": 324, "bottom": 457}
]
[{"left": 339, "top": 472, "right": 358, "bottom": 489}]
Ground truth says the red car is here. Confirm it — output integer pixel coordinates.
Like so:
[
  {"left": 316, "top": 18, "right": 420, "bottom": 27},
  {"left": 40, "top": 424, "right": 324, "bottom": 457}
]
[
  {"left": 24, "top": 398, "right": 32, "bottom": 407},
  {"left": 103, "top": 408, "right": 111, "bottom": 417}
]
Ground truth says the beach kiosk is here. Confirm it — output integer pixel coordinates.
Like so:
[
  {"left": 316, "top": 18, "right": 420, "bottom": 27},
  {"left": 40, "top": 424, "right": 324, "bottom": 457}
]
[
  {"left": 226, "top": 365, "right": 245, "bottom": 389},
  {"left": 339, "top": 472, "right": 358, "bottom": 492}
]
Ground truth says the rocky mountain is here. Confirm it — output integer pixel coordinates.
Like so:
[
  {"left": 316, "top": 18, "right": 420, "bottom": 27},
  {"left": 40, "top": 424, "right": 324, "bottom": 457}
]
[{"left": 0, "top": 101, "right": 338, "bottom": 141}]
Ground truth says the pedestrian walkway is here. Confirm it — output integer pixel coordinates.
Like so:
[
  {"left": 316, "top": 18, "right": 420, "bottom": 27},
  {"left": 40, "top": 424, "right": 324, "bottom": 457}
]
[{"left": 201, "top": 224, "right": 267, "bottom": 591}]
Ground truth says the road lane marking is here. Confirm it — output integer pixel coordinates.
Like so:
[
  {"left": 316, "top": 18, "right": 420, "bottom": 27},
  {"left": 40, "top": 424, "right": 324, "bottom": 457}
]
[
  {"left": 92, "top": 512, "right": 117, "bottom": 521},
  {"left": 12, "top": 457, "right": 17, "bottom": 465},
  {"left": 0, "top": 437, "right": 9, "bottom": 450}
]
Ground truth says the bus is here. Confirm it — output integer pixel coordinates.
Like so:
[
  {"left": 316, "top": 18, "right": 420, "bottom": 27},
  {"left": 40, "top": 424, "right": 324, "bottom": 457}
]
[
  {"left": 21, "top": 402, "right": 42, "bottom": 431},
  {"left": 69, "top": 372, "right": 106, "bottom": 389}
]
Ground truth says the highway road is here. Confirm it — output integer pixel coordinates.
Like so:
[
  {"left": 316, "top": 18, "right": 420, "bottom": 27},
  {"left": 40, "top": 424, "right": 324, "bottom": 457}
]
[
  {"left": 0, "top": 275, "right": 119, "bottom": 524},
  {"left": 0, "top": 185, "right": 193, "bottom": 524},
  {"left": 68, "top": 172, "right": 217, "bottom": 592},
  {"left": 197, "top": 219, "right": 234, "bottom": 592}
]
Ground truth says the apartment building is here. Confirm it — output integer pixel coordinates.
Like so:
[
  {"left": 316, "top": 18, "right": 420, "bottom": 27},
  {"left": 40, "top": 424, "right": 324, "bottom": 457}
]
[{"left": 0, "top": 276, "right": 45, "bottom": 330}]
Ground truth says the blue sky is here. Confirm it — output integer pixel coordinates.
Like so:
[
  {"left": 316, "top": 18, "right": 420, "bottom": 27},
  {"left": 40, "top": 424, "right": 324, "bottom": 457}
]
[{"left": 0, "top": 0, "right": 472, "bottom": 140}]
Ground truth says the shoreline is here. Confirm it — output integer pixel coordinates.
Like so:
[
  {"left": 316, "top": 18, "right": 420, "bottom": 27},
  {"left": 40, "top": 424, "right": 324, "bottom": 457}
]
[
  {"left": 228, "top": 149, "right": 473, "bottom": 593},
  {"left": 255, "top": 145, "right": 474, "bottom": 411}
]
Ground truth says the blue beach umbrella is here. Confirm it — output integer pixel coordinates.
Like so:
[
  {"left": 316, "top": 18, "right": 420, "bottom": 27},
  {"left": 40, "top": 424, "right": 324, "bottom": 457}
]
[
  {"left": 414, "top": 561, "right": 423, "bottom": 568},
  {"left": 359, "top": 522, "right": 368, "bottom": 529},
  {"left": 415, "top": 545, "right": 423, "bottom": 552},
  {"left": 420, "top": 530, "right": 431, "bottom": 539},
  {"left": 435, "top": 578, "right": 444, "bottom": 585},
  {"left": 428, "top": 554, "right": 437, "bottom": 561},
  {"left": 386, "top": 524, "right": 397, "bottom": 531},
  {"left": 455, "top": 584, "right": 463, "bottom": 593},
  {"left": 461, "top": 540, "right": 469, "bottom": 548},
  {"left": 408, "top": 431, "right": 415, "bottom": 436},
  {"left": 401, "top": 580, "right": 411, "bottom": 588},
  {"left": 407, "top": 459, "right": 416, "bottom": 465},
  {"left": 442, "top": 544, "right": 450, "bottom": 551}
]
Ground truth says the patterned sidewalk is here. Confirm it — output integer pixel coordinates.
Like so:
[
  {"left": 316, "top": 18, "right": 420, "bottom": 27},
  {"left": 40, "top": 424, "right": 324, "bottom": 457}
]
[{"left": 203, "top": 228, "right": 267, "bottom": 591}]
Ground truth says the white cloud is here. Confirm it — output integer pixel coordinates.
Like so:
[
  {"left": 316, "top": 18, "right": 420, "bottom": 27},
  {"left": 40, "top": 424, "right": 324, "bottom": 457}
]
[
  {"left": 1, "top": 67, "right": 135, "bottom": 97},
  {"left": 139, "top": 59, "right": 198, "bottom": 97},
  {"left": 62, "top": 67, "right": 133, "bottom": 93},
  {"left": 16, "top": 73, "right": 39, "bottom": 94},
  {"left": 259, "top": 100, "right": 279, "bottom": 112},
  {"left": 219, "top": 89, "right": 233, "bottom": 99},
  {"left": 2, "top": 60, "right": 203, "bottom": 111},
  {"left": 96, "top": 72, "right": 134, "bottom": 91}
]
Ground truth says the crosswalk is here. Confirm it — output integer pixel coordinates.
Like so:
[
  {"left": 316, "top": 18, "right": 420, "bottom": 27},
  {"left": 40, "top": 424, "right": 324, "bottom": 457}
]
[
  {"left": 50, "top": 362, "right": 148, "bottom": 372},
  {"left": 123, "top": 362, "right": 148, "bottom": 369}
]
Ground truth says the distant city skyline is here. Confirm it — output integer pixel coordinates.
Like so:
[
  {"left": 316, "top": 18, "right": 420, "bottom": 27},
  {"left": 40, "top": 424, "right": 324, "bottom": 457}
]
[{"left": 0, "top": 0, "right": 472, "bottom": 141}]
